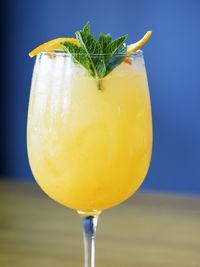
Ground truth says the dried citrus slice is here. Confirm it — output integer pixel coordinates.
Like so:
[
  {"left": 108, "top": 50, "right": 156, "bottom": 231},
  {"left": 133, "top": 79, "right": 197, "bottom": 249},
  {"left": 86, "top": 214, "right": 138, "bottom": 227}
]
[
  {"left": 127, "top": 31, "right": 152, "bottom": 54},
  {"left": 29, "top": 38, "right": 79, "bottom": 58}
]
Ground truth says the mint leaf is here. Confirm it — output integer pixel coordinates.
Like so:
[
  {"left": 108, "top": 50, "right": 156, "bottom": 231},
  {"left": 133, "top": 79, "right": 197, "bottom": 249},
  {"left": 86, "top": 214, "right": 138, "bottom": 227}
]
[
  {"left": 99, "top": 32, "right": 112, "bottom": 52},
  {"left": 104, "top": 35, "right": 128, "bottom": 63},
  {"left": 60, "top": 41, "right": 93, "bottom": 76},
  {"left": 83, "top": 21, "right": 90, "bottom": 33},
  {"left": 105, "top": 44, "right": 127, "bottom": 76},
  {"left": 76, "top": 30, "right": 106, "bottom": 78},
  {"left": 61, "top": 22, "right": 128, "bottom": 89}
]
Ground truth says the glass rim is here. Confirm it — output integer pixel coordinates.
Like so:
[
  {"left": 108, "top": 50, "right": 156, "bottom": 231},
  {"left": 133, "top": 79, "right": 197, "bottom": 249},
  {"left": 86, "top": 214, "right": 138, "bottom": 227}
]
[{"left": 38, "top": 50, "right": 143, "bottom": 57}]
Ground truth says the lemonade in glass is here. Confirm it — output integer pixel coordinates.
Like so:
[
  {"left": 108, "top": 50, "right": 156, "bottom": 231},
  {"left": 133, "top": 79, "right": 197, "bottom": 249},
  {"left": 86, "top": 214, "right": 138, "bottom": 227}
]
[{"left": 27, "top": 23, "right": 152, "bottom": 266}]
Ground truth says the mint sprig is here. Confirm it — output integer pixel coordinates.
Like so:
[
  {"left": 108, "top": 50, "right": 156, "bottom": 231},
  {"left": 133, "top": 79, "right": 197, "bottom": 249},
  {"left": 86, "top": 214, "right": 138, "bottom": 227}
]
[{"left": 60, "top": 22, "right": 128, "bottom": 89}]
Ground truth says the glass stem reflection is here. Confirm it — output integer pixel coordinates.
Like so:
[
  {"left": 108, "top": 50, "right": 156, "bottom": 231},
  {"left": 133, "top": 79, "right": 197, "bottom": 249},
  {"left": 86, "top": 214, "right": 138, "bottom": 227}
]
[{"left": 81, "top": 214, "right": 99, "bottom": 267}]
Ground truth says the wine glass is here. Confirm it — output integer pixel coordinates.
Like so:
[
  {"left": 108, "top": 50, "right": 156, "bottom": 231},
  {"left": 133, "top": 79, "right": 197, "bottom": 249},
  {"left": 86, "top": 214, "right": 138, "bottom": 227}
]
[{"left": 27, "top": 51, "right": 152, "bottom": 267}]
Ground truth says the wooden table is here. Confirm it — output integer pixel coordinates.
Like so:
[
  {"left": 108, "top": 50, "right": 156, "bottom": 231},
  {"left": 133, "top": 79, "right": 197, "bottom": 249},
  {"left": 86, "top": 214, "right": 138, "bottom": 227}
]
[{"left": 0, "top": 180, "right": 200, "bottom": 267}]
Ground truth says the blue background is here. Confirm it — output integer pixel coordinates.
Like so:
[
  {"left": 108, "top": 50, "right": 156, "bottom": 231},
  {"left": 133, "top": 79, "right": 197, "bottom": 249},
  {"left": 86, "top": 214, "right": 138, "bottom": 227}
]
[{"left": 1, "top": 0, "right": 200, "bottom": 194}]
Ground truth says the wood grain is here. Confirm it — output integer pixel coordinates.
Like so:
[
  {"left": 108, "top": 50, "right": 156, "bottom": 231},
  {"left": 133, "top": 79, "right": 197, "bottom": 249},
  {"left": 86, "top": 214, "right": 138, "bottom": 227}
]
[{"left": 0, "top": 180, "right": 200, "bottom": 267}]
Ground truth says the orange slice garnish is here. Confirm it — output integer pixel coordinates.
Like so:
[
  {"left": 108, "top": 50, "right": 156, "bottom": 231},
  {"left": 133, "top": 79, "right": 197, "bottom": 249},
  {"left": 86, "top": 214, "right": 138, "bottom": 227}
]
[
  {"left": 127, "top": 31, "right": 152, "bottom": 54},
  {"left": 29, "top": 38, "right": 79, "bottom": 58}
]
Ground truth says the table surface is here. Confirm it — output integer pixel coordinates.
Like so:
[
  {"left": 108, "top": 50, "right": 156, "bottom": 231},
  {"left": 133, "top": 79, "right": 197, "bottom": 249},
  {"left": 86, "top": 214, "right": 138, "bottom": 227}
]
[{"left": 0, "top": 180, "right": 200, "bottom": 267}]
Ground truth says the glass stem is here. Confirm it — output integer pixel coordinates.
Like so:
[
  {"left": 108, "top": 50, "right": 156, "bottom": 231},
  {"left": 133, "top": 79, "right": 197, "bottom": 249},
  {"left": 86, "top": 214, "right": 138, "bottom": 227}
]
[{"left": 80, "top": 213, "right": 99, "bottom": 267}]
